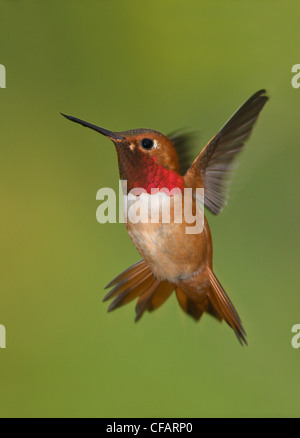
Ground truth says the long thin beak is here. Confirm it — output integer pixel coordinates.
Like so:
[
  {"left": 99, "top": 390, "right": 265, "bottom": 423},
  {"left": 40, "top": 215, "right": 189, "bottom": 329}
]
[{"left": 61, "top": 113, "right": 125, "bottom": 141}]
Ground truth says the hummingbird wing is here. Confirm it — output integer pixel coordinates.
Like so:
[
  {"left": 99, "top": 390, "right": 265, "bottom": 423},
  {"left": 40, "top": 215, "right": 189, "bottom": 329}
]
[
  {"left": 169, "top": 130, "right": 197, "bottom": 175},
  {"left": 184, "top": 90, "right": 269, "bottom": 214}
]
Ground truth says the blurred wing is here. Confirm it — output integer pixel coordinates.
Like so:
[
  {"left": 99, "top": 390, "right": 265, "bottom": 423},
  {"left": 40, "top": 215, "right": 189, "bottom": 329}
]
[
  {"left": 185, "top": 90, "right": 269, "bottom": 214},
  {"left": 169, "top": 130, "right": 198, "bottom": 175}
]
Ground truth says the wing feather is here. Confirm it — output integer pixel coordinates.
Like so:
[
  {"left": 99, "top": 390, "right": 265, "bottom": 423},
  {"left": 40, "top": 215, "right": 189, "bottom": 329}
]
[{"left": 185, "top": 90, "right": 269, "bottom": 214}]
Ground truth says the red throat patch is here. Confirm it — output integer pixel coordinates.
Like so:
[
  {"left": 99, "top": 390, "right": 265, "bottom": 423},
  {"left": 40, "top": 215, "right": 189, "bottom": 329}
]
[{"left": 130, "top": 155, "right": 184, "bottom": 194}]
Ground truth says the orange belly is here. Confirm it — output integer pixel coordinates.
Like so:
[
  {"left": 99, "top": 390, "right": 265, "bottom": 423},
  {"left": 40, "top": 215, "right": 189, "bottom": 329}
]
[{"left": 125, "top": 192, "right": 212, "bottom": 282}]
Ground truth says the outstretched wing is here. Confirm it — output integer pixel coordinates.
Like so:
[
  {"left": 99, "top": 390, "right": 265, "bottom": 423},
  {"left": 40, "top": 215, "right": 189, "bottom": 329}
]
[
  {"left": 169, "top": 130, "right": 198, "bottom": 175},
  {"left": 184, "top": 90, "right": 269, "bottom": 214}
]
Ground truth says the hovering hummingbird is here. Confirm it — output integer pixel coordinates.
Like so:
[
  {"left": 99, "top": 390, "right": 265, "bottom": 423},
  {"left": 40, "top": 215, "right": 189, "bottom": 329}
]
[{"left": 62, "top": 90, "right": 268, "bottom": 345}]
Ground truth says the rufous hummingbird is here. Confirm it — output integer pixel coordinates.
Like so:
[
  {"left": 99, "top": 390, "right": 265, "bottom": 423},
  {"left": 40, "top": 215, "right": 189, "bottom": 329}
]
[{"left": 62, "top": 89, "right": 268, "bottom": 345}]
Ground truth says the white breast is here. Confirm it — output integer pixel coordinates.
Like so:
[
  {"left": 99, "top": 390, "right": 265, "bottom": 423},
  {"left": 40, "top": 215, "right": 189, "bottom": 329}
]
[{"left": 125, "top": 191, "right": 172, "bottom": 224}]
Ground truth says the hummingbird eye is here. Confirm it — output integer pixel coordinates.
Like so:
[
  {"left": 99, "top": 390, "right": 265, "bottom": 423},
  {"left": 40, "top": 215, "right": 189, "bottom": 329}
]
[{"left": 141, "top": 138, "right": 154, "bottom": 150}]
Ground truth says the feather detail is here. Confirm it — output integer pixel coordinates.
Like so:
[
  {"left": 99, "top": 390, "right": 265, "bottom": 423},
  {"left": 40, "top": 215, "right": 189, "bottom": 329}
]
[
  {"left": 207, "top": 268, "right": 247, "bottom": 345},
  {"left": 104, "top": 260, "right": 175, "bottom": 317},
  {"left": 169, "top": 130, "right": 198, "bottom": 175},
  {"left": 135, "top": 281, "right": 174, "bottom": 321},
  {"left": 175, "top": 287, "right": 204, "bottom": 321},
  {"left": 185, "top": 90, "right": 269, "bottom": 214}
]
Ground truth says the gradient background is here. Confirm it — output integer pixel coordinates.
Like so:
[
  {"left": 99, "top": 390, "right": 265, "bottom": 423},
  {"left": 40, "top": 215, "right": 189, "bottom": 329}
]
[{"left": 1, "top": 1, "right": 299, "bottom": 418}]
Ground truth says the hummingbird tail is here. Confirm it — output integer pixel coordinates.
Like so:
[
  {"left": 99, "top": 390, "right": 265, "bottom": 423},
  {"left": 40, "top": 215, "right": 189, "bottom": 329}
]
[
  {"left": 103, "top": 260, "right": 174, "bottom": 320},
  {"left": 207, "top": 268, "right": 247, "bottom": 345},
  {"left": 176, "top": 267, "right": 247, "bottom": 345},
  {"left": 104, "top": 261, "right": 246, "bottom": 344}
]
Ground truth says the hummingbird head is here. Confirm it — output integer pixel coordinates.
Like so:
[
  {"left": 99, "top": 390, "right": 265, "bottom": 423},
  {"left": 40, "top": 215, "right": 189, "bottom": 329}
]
[{"left": 62, "top": 114, "right": 184, "bottom": 193}]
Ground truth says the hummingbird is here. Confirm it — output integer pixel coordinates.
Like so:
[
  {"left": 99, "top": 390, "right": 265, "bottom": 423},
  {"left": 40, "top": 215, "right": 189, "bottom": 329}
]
[{"left": 62, "top": 89, "right": 268, "bottom": 345}]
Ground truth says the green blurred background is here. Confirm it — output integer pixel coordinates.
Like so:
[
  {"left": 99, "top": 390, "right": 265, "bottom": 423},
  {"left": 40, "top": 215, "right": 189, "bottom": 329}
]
[{"left": 1, "top": 1, "right": 299, "bottom": 418}]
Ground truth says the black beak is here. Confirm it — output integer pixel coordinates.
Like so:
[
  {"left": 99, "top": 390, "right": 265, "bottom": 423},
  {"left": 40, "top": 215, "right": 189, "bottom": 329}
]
[{"left": 61, "top": 113, "right": 125, "bottom": 141}]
